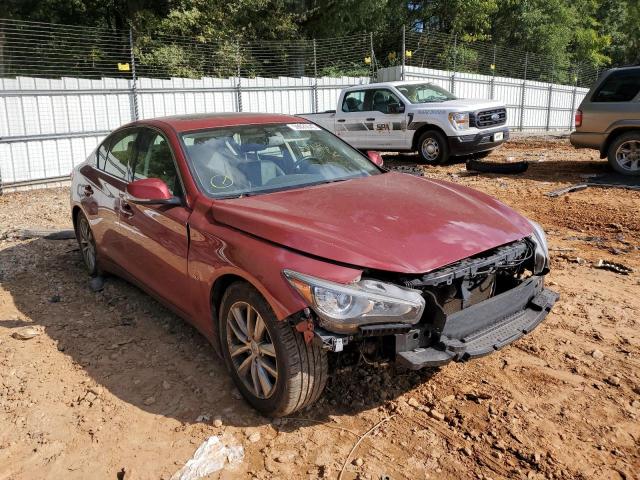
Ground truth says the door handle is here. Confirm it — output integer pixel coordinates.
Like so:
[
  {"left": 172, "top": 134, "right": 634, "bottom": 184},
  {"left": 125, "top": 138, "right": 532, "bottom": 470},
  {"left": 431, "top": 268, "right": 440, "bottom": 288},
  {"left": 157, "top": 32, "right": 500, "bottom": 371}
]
[
  {"left": 83, "top": 185, "right": 93, "bottom": 196},
  {"left": 337, "top": 119, "right": 346, "bottom": 123},
  {"left": 120, "top": 201, "right": 134, "bottom": 217},
  {"left": 366, "top": 118, "right": 375, "bottom": 121}
]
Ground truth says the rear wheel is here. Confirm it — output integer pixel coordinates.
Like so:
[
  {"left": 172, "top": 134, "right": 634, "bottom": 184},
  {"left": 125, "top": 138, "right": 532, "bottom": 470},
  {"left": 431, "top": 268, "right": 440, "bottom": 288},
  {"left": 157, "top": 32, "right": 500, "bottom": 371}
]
[
  {"left": 75, "top": 211, "right": 98, "bottom": 276},
  {"left": 417, "top": 130, "right": 449, "bottom": 164},
  {"left": 608, "top": 132, "right": 640, "bottom": 176},
  {"left": 219, "top": 282, "right": 328, "bottom": 416}
]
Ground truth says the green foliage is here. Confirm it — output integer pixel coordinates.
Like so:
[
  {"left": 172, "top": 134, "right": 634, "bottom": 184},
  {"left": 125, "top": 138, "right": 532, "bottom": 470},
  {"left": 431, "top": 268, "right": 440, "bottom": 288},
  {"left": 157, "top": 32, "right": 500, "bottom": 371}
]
[{"left": 3, "top": 0, "right": 638, "bottom": 81}]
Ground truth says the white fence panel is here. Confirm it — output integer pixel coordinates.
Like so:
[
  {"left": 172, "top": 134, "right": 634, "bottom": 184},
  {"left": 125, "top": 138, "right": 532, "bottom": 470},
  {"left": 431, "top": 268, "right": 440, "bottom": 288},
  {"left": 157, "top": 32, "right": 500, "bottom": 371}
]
[{"left": 0, "top": 74, "right": 370, "bottom": 186}]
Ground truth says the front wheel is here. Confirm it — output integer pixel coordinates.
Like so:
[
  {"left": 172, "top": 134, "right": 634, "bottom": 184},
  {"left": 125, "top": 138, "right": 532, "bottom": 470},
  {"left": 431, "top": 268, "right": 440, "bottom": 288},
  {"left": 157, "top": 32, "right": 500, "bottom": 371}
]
[
  {"left": 417, "top": 130, "right": 449, "bottom": 164},
  {"left": 219, "top": 282, "right": 328, "bottom": 416},
  {"left": 608, "top": 132, "right": 640, "bottom": 176}
]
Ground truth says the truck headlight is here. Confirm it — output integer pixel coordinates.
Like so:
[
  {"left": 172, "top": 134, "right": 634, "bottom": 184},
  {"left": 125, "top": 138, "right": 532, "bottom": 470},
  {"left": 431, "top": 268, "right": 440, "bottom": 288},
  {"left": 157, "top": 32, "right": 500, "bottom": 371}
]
[
  {"left": 283, "top": 270, "right": 425, "bottom": 334},
  {"left": 529, "top": 221, "right": 549, "bottom": 275},
  {"left": 449, "top": 112, "right": 470, "bottom": 130}
]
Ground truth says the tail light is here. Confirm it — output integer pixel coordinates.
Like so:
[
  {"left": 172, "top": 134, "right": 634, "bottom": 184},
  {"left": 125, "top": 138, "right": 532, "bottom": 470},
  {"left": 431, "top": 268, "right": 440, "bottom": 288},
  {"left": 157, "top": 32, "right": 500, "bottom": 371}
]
[{"left": 575, "top": 109, "right": 582, "bottom": 128}]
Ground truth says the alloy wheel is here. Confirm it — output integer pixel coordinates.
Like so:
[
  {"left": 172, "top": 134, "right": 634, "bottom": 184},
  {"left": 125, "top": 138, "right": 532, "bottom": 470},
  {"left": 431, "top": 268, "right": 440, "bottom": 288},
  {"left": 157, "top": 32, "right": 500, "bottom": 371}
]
[
  {"left": 615, "top": 140, "right": 640, "bottom": 172},
  {"left": 226, "top": 301, "right": 278, "bottom": 399},
  {"left": 78, "top": 216, "right": 96, "bottom": 273},
  {"left": 421, "top": 137, "right": 440, "bottom": 162}
]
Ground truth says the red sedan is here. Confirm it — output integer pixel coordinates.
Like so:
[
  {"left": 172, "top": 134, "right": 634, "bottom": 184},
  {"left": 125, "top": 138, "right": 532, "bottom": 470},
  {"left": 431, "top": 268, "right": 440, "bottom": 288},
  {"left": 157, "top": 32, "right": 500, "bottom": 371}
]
[{"left": 70, "top": 113, "right": 558, "bottom": 416}]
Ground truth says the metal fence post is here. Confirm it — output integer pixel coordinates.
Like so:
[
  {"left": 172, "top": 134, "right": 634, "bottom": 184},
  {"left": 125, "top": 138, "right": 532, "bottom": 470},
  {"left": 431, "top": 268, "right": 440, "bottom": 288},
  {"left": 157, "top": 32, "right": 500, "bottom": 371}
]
[
  {"left": 450, "top": 33, "right": 457, "bottom": 94},
  {"left": 490, "top": 44, "right": 496, "bottom": 99},
  {"left": 370, "top": 32, "right": 376, "bottom": 80},
  {"left": 128, "top": 27, "right": 139, "bottom": 121},
  {"left": 312, "top": 39, "right": 318, "bottom": 113},
  {"left": 235, "top": 40, "right": 242, "bottom": 112},
  {"left": 545, "top": 83, "right": 553, "bottom": 131},
  {"left": 519, "top": 52, "right": 528, "bottom": 132},
  {"left": 569, "top": 68, "right": 578, "bottom": 131},
  {"left": 401, "top": 25, "right": 406, "bottom": 81}
]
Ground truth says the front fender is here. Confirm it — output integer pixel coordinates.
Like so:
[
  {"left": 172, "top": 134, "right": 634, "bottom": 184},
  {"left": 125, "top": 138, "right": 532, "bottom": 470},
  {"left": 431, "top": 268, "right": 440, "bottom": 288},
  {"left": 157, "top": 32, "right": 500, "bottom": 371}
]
[{"left": 187, "top": 207, "right": 363, "bottom": 340}]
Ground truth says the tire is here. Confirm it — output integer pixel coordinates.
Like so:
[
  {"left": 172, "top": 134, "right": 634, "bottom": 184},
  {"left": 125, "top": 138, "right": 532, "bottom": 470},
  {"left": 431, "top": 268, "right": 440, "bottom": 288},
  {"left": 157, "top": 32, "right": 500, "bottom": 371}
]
[
  {"left": 607, "top": 131, "right": 640, "bottom": 176},
  {"left": 417, "top": 130, "right": 449, "bottom": 164},
  {"left": 219, "top": 282, "right": 328, "bottom": 416},
  {"left": 74, "top": 211, "right": 98, "bottom": 276}
]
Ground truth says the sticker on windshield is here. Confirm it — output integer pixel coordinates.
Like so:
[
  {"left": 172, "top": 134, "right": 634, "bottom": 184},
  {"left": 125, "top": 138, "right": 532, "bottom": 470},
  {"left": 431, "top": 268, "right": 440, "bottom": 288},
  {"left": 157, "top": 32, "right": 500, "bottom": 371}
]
[{"left": 287, "top": 123, "right": 321, "bottom": 131}]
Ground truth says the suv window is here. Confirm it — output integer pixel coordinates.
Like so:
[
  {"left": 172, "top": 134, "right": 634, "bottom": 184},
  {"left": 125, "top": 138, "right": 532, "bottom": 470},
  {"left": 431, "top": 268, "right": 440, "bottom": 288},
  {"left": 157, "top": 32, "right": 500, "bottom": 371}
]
[
  {"left": 342, "top": 91, "right": 365, "bottom": 112},
  {"left": 369, "top": 89, "right": 402, "bottom": 113},
  {"left": 592, "top": 70, "right": 640, "bottom": 102},
  {"left": 134, "top": 130, "right": 182, "bottom": 195},
  {"left": 104, "top": 130, "right": 138, "bottom": 179}
]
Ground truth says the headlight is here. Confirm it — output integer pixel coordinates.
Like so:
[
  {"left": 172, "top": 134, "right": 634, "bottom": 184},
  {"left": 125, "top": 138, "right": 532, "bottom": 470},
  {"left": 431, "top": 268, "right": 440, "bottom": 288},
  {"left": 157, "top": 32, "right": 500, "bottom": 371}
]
[
  {"left": 448, "top": 112, "right": 470, "bottom": 130},
  {"left": 529, "top": 220, "right": 549, "bottom": 274},
  {"left": 283, "top": 270, "right": 425, "bottom": 334}
]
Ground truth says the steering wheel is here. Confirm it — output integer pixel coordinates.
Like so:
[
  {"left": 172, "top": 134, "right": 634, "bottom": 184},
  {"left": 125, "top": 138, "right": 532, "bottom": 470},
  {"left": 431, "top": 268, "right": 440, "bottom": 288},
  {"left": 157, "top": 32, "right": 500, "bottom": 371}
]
[{"left": 295, "top": 156, "right": 323, "bottom": 173}]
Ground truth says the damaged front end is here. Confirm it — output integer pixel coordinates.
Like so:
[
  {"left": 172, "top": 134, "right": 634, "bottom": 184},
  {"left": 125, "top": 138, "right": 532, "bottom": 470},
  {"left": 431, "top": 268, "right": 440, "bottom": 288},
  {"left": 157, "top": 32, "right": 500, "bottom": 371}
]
[{"left": 289, "top": 236, "right": 559, "bottom": 369}]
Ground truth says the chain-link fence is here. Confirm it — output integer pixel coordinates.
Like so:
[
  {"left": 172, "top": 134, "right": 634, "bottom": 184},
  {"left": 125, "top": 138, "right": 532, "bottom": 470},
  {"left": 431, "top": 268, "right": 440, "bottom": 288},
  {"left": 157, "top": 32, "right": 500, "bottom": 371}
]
[
  {"left": 0, "top": 18, "right": 602, "bottom": 190},
  {"left": 400, "top": 29, "right": 599, "bottom": 88}
]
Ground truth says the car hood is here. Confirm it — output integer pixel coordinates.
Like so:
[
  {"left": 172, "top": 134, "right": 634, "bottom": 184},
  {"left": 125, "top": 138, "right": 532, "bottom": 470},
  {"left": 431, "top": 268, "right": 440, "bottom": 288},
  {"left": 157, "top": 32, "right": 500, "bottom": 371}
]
[
  {"left": 211, "top": 172, "right": 533, "bottom": 274},
  {"left": 415, "top": 98, "right": 504, "bottom": 111}
]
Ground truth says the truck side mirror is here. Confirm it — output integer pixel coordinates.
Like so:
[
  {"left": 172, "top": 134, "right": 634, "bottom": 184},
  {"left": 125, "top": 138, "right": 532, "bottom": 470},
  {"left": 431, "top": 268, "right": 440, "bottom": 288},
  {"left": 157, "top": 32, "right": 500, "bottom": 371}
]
[{"left": 387, "top": 102, "right": 405, "bottom": 114}]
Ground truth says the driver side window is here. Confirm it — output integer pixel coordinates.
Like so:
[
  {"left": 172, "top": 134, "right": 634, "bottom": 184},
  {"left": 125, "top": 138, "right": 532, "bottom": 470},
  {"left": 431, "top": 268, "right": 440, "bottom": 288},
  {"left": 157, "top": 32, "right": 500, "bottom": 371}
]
[
  {"left": 370, "top": 89, "right": 402, "bottom": 114},
  {"left": 134, "top": 130, "right": 182, "bottom": 196}
]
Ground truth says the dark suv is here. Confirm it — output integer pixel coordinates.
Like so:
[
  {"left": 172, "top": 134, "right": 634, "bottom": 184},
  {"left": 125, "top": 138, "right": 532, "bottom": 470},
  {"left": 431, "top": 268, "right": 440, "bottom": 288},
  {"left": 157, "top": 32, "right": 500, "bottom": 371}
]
[{"left": 570, "top": 66, "right": 640, "bottom": 175}]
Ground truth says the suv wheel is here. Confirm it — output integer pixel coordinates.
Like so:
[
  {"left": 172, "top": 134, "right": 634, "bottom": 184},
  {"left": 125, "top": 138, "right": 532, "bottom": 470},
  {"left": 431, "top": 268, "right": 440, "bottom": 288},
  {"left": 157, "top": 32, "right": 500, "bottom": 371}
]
[
  {"left": 219, "top": 282, "right": 328, "bottom": 416},
  {"left": 608, "top": 132, "right": 640, "bottom": 176},
  {"left": 417, "top": 130, "right": 449, "bottom": 164}
]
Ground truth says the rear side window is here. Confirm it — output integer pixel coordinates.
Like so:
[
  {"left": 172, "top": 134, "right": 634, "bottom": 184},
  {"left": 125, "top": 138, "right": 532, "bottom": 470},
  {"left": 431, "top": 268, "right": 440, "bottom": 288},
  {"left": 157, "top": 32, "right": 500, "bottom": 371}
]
[
  {"left": 342, "top": 91, "right": 365, "bottom": 112},
  {"left": 104, "top": 131, "right": 138, "bottom": 179},
  {"left": 592, "top": 70, "right": 640, "bottom": 102},
  {"left": 96, "top": 142, "right": 108, "bottom": 169}
]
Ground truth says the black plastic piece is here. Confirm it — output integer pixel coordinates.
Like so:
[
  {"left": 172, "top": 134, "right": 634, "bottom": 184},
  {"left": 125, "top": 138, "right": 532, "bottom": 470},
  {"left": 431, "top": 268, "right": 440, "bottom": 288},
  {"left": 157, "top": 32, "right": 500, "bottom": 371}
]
[
  {"left": 359, "top": 323, "right": 412, "bottom": 337},
  {"left": 395, "top": 278, "right": 559, "bottom": 370}
]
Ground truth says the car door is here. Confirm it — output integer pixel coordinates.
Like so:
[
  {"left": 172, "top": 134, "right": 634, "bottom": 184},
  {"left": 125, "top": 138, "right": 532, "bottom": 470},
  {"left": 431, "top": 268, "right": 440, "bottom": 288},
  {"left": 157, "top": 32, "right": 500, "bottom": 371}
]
[
  {"left": 366, "top": 88, "right": 407, "bottom": 149},
  {"left": 79, "top": 128, "right": 140, "bottom": 269},
  {"left": 333, "top": 89, "right": 372, "bottom": 148},
  {"left": 117, "top": 127, "right": 193, "bottom": 317}
]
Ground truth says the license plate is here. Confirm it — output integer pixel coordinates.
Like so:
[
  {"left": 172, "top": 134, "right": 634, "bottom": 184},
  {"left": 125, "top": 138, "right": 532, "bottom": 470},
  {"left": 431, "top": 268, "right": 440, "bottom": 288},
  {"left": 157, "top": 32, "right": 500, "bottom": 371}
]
[{"left": 493, "top": 132, "right": 504, "bottom": 142}]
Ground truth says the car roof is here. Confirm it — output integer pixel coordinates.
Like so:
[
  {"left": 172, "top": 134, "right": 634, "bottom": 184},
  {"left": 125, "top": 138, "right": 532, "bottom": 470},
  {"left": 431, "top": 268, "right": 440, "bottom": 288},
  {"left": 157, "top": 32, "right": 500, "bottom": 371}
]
[{"left": 139, "top": 112, "right": 308, "bottom": 133}]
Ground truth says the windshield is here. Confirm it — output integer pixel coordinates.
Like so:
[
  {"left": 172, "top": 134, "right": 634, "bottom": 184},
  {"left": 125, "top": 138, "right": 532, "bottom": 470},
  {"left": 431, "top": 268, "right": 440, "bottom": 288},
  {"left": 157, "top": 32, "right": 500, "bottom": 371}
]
[
  {"left": 181, "top": 123, "right": 380, "bottom": 198},
  {"left": 396, "top": 83, "right": 457, "bottom": 104}
]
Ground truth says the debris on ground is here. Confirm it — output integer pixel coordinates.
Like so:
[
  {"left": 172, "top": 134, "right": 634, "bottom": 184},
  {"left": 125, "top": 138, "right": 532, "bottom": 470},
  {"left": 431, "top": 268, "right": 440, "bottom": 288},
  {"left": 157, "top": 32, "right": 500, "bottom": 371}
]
[
  {"left": 465, "top": 158, "right": 529, "bottom": 174},
  {"left": 546, "top": 184, "right": 588, "bottom": 197},
  {"left": 9, "top": 228, "right": 76, "bottom": 240},
  {"left": 594, "top": 259, "right": 633, "bottom": 275},
  {"left": 11, "top": 326, "right": 41, "bottom": 340},
  {"left": 170, "top": 436, "right": 243, "bottom": 480},
  {"left": 388, "top": 165, "right": 424, "bottom": 176}
]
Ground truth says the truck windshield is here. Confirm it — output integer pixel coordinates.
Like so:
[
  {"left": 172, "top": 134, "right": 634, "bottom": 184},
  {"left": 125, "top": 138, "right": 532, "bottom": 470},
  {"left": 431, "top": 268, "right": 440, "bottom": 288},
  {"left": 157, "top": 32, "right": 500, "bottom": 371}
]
[
  {"left": 396, "top": 83, "right": 457, "bottom": 104},
  {"left": 181, "top": 123, "right": 381, "bottom": 198}
]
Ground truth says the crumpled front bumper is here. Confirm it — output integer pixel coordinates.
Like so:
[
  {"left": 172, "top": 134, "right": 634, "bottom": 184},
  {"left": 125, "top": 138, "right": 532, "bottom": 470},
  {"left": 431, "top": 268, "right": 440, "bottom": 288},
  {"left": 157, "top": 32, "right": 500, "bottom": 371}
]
[{"left": 395, "top": 276, "right": 558, "bottom": 369}]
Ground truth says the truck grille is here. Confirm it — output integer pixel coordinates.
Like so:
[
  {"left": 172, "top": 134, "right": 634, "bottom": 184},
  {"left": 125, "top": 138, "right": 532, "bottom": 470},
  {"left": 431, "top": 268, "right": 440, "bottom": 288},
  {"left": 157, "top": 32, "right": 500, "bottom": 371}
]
[{"left": 472, "top": 108, "right": 507, "bottom": 128}]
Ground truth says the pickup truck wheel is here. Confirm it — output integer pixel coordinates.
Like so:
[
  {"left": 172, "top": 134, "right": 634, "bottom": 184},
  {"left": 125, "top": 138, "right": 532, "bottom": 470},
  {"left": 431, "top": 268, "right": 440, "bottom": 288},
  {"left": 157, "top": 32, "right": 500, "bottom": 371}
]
[
  {"left": 219, "top": 282, "right": 328, "bottom": 417},
  {"left": 417, "top": 130, "right": 448, "bottom": 164},
  {"left": 608, "top": 132, "right": 640, "bottom": 176}
]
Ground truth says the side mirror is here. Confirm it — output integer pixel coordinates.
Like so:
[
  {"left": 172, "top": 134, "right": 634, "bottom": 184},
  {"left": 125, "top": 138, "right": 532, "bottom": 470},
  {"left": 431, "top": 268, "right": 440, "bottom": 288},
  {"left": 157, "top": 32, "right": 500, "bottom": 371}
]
[
  {"left": 126, "top": 178, "right": 181, "bottom": 205},
  {"left": 367, "top": 151, "right": 384, "bottom": 167},
  {"left": 387, "top": 102, "right": 405, "bottom": 114}
]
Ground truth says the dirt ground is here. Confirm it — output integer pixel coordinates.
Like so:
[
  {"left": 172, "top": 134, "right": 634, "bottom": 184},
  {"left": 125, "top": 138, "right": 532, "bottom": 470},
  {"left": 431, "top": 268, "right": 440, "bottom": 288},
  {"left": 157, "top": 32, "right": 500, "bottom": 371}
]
[{"left": 1, "top": 137, "right": 639, "bottom": 480}]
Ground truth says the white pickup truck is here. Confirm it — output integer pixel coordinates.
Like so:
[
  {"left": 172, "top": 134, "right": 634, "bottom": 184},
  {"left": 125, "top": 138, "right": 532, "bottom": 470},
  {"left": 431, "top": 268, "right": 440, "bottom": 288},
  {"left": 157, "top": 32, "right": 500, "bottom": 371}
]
[{"left": 299, "top": 81, "right": 509, "bottom": 164}]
